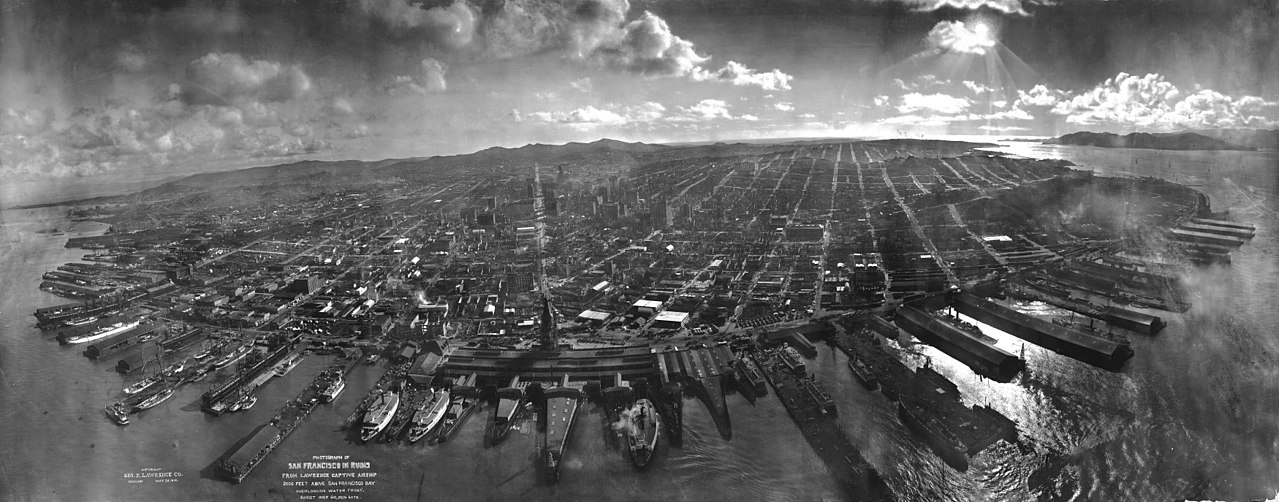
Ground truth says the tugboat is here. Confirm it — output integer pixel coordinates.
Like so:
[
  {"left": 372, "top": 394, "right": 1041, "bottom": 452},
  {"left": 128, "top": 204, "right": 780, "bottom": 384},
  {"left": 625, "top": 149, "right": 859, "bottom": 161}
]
[
  {"left": 105, "top": 403, "right": 130, "bottom": 425},
  {"left": 626, "top": 399, "right": 660, "bottom": 468}
]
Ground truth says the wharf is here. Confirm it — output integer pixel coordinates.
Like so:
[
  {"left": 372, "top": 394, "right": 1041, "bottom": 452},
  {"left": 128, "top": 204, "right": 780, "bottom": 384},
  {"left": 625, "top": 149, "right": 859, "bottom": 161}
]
[
  {"left": 218, "top": 361, "right": 352, "bottom": 483},
  {"left": 834, "top": 317, "right": 1019, "bottom": 467},
  {"left": 894, "top": 306, "right": 1024, "bottom": 382},
  {"left": 753, "top": 349, "right": 893, "bottom": 501},
  {"left": 954, "top": 293, "right": 1133, "bottom": 370}
]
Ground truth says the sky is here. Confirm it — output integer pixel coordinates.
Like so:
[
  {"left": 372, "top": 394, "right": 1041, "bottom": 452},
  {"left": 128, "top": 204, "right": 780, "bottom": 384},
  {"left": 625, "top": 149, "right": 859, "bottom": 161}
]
[{"left": 0, "top": 0, "right": 1276, "bottom": 184}]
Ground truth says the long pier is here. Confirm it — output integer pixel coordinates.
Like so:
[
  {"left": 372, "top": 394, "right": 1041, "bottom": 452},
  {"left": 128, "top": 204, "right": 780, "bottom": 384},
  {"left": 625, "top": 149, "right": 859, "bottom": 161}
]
[
  {"left": 218, "top": 358, "right": 358, "bottom": 483},
  {"left": 753, "top": 349, "right": 894, "bottom": 501}
]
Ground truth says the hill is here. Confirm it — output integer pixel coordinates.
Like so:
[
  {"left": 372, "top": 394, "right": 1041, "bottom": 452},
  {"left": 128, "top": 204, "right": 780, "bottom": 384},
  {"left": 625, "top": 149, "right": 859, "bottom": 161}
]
[{"left": 1047, "top": 131, "right": 1252, "bottom": 151}]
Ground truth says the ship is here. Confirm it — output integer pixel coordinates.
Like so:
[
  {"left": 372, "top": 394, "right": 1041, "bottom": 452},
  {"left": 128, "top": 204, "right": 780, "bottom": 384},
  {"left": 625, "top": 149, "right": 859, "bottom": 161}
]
[
  {"left": 436, "top": 374, "right": 478, "bottom": 443},
  {"left": 321, "top": 374, "right": 345, "bottom": 403},
  {"left": 105, "top": 403, "right": 130, "bottom": 425},
  {"left": 134, "top": 387, "right": 175, "bottom": 411},
  {"left": 123, "top": 375, "right": 162, "bottom": 395},
  {"left": 233, "top": 393, "right": 257, "bottom": 411},
  {"left": 407, "top": 388, "right": 450, "bottom": 443},
  {"left": 848, "top": 356, "right": 878, "bottom": 391},
  {"left": 780, "top": 345, "right": 806, "bottom": 374},
  {"left": 60, "top": 320, "right": 140, "bottom": 345},
  {"left": 543, "top": 376, "right": 582, "bottom": 482},
  {"left": 273, "top": 352, "right": 304, "bottom": 377},
  {"left": 193, "top": 347, "right": 214, "bottom": 360},
  {"left": 626, "top": 399, "right": 660, "bottom": 468},
  {"left": 734, "top": 358, "right": 767, "bottom": 396},
  {"left": 360, "top": 386, "right": 401, "bottom": 442},
  {"left": 162, "top": 359, "right": 187, "bottom": 377},
  {"left": 213, "top": 344, "right": 251, "bottom": 369}
]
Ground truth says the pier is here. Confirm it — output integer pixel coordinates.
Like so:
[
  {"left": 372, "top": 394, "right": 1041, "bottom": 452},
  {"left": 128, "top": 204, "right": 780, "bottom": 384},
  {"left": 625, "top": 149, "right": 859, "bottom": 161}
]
[{"left": 753, "top": 348, "right": 894, "bottom": 501}]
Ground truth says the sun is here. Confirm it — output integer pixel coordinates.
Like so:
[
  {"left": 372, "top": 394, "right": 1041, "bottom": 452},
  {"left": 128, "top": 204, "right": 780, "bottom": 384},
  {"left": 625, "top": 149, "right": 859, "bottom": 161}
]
[{"left": 956, "top": 21, "right": 997, "bottom": 55}]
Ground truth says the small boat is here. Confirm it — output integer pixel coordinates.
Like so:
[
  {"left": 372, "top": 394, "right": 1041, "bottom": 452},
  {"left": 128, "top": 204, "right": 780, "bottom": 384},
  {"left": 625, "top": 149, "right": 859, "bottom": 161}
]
[
  {"left": 105, "top": 403, "right": 130, "bottom": 425},
  {"left": 188, "top": 369, "right": 209, "bottom": 383},
  {"left": 193, "top": 347, "right": 214, "bottom": 360},
  {"left": 235, "top": 394, "right": 257, "bottom": 411},
  {"left": 273, "top": 352, "right": 304, "bottom": 376},
  {"left": 134, "top": 388, "right": 175, "bottom": 411}
]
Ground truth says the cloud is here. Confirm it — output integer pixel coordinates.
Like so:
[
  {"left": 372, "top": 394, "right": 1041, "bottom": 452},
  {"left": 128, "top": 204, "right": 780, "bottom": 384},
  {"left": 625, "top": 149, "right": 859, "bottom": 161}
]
[
  {"left": 1048, "top": 72, "right": 1278, "bottom": 129},
  {"left": 359, "top": 0, "right": 477, "bottom": 49},
  {"left": 904, "top": 0, "right": 1029, "bottom": 15},
  {"left": 774, "top": 102, "right": 795, "bottom": 112},
  {"left": 526, "top": 101, "right": 666, "bottom": 128},
  {"left": 897, "top": 92, "right": 972, "bottom": 115},
  {"left": 570, "top": 77, "right": 594, "bottom": 92},
  {"left": 183, "top": 53, "right": 313, "bottom": 105},
  {"left": 926, "top": 21, "right": 996, "bottom": 56},
  {"left": 740, "top": 114, "right": 760, "bottom": 121},
  {"left": 386, "top": 58, "right": 449, "bottom": 95},
  {"left": 679, "top": 99, "right": 732, "bottom": 120},
  {"left": 692, "top": 61, "right": 793, "bottom": 91},
  {"left": 1016, "top": 84, "right": 1064, "bottom": 108}
]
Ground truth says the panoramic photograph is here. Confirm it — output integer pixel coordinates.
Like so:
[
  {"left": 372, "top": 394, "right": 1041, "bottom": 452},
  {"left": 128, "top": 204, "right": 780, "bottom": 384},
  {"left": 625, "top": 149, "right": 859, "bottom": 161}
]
[{"left": 0, "top": 0, "right": 1276, "bottom": 500}]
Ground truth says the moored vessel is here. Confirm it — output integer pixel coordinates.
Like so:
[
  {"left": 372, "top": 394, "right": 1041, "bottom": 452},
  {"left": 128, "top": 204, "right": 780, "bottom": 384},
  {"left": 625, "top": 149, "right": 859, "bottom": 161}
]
[
  {"left": 625, "top": 398, "right": 660, "bottom": 468},
  {"left": 407, "top": 388, "right": 450, "bottom": 443},
  {"left": 360, "top": 387, "right": 401, "bottom": 442},
  {"left": 134, "top": 387, "right": 175, "bottom": 411},
  {"left": 61, "top": 320, "right": 140, "bottom": 345}
]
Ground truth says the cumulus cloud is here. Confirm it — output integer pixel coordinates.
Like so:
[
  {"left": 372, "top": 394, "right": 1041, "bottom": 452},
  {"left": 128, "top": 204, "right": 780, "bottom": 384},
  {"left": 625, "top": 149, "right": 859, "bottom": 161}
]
[
  {"left": 1048, "top": 72, "right": 1279, "bottom": 129},
  {"left": 905, "top": 0, "right": 1029, "bottom": 15},
  {"left": 679, "top": 99, "right": 733, "bottom": 120},
  {"left": 897, "top": 92, "right": 972, "bottom": 115},
  {"left": 359, "top": 0, "right": 477, "bottom": 49},
  {"left": 183, "top": 52, "right": 313, "bottom": 105},
  {"left": 527, "top": 101, "right": 666, "bottom": 128},
  {"left": 774, "top": 102, "right": 795, "bottom": 112},
  {"left": 692, "top": 61, "right": 793, "bottom": 91},
  {"left": 926, "top": 21, "right": 996, "bottom": 56},
  {"left": 386, "top": 58, "right": 449, "bottom": 95}
]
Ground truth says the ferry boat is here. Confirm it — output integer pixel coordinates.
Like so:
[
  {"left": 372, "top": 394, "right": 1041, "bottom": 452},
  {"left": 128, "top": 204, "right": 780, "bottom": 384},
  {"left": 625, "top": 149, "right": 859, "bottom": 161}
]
[
  {"left": 407, "top": 389, "right": 450, "bottom": 443},
  {"left": 273, "top": 352, "right": 304, "bottom": 377},
  {"left": 61, "top": 320, "right": 140, "bottom": 345},
  {"left": 321, "top": 375, "right": 345, "bottom": 403},
  {"left": 123, "top": 375, "right": 161, "bottom": 395},
  {"left": 626, "top": 399, "right": 660, "bottom": 468},
  {"left": 134, "top": 388, "right": 175, "bottom": 411},
  {"left": 360, "top": 388, "right": 401, "bottom": 442},
  {"left": 780, "top": 345, "right": 807, "bottom": 374}
]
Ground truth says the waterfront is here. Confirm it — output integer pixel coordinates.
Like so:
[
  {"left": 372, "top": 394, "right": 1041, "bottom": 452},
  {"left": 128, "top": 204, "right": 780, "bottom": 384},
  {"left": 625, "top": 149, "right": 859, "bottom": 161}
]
[{"left": 1, "top": 142, "right": 1278, "bottom": 501}]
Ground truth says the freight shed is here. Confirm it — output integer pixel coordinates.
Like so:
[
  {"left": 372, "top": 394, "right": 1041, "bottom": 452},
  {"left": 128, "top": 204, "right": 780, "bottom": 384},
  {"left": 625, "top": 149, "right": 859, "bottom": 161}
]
[
  {"left": 954, "top": 293, "right": 1133, "bottom": 370},
  {"left": 894, "top": 306, "right": 1024, "bottom": 382}
]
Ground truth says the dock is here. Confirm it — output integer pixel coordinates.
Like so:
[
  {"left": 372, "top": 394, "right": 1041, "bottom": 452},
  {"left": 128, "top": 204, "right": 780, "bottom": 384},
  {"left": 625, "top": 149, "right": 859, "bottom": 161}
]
[
  {"left": 894, "top": 306, "right": 1024, "bottom": 382},
  {"left": 218, "top": 360, "right": 356, "bottom": 483},
  {"left": 953, "top": 293, "right": 1134, "bottom": 370},
  {"left": 753, "top": 349, "right": 893, "bottom": 501}
]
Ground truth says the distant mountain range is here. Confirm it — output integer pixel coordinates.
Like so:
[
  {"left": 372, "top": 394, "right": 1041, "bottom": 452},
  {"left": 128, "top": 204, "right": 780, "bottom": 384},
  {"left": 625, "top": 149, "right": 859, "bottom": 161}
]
[
  {"left": 1190, "top": 129, "right": 1279, "bottom": 150},
  {"left": 1046, "top": 131, "right": 1256, "bottom": 151}
]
